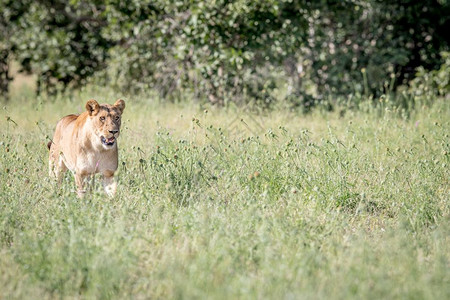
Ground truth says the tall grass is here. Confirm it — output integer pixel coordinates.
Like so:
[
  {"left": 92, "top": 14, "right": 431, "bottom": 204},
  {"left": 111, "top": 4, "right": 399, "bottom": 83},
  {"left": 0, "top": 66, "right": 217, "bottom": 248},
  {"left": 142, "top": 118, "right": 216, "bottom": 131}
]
[{"left": 0, "top": 89, "right": 449, "bottom": 299}]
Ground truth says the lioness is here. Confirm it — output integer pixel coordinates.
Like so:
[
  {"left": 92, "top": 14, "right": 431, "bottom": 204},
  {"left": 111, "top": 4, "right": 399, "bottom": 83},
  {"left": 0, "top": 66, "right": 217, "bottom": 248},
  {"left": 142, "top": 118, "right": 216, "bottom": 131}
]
[{"left": 48, "top": 99, "right": 125, "bottom": 197}]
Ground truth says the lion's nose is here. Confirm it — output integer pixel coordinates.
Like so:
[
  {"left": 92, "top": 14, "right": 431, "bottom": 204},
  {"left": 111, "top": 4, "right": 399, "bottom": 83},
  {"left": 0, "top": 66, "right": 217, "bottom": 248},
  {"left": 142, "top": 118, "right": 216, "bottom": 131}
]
[{"left": 109, "top": 130, "right": 118, "bottom": 135}]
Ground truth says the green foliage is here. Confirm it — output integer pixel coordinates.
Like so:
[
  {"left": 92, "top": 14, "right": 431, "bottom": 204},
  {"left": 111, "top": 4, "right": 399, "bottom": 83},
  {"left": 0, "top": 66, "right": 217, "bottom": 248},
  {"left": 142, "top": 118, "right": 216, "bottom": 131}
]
[
  {"left": 304, "top": 0, "right": 450, "bottom": 98},
  {"left": 100, "top": 0, "right": 308, "bottom": 104},
  {"left": 1, "top": 0, "right": 449, "bottom": 106},
  {"left": 7, "top": 0, "right": 110, "bottom": 94},
  {"left": 408, "top": 51, "right": 450, "bottom": 99},
  {"left": 0, "top": 0, "right": 32, "bottom": 99},
  {"left": 99, "top": 0, "right": 450, "bottom": 105}
]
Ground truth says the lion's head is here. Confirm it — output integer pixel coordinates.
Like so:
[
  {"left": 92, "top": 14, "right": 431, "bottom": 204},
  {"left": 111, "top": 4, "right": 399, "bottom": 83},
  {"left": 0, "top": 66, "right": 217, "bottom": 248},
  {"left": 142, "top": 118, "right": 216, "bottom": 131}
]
[{"left": 85, "top": 99, "right": 126, "bottom": 150}]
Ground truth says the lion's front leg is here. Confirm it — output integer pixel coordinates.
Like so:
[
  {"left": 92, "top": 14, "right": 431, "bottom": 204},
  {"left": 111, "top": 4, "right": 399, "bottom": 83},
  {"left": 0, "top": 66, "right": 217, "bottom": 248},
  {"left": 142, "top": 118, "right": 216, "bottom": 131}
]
[
  {"left": 102, "top": 170, "right": 117, "bottom": 197},
  {"left": 75, "top": 171, "right": 88, "bottom": 198}
]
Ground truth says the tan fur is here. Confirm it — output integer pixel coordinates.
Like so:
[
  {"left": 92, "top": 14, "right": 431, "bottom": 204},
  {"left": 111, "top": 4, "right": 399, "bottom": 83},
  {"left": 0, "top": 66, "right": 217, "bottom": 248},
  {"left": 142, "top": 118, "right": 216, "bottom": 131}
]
[{"left": 48, "top": 99, "right": 125, "bottom": 197}]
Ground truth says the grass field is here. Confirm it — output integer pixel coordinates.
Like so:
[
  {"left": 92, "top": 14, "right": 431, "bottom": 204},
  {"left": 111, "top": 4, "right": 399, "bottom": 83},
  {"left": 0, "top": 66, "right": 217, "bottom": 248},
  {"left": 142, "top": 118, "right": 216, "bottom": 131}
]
[{"left": 1, "top": 89, "right": 449, "bottom": 299}]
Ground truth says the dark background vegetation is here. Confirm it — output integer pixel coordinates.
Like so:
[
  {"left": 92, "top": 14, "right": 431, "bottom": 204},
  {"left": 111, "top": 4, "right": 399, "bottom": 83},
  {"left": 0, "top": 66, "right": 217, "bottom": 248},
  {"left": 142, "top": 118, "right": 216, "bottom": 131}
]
[{"left": 1, "top": 0, "right": 449, "bottom": 108}]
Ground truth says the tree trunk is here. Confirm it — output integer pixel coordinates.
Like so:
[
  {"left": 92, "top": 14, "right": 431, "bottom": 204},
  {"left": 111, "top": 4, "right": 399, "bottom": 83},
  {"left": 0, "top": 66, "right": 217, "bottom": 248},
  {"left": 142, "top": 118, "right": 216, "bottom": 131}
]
[{"left": 0, "top": 49, "right": 11, "bottom": 101}]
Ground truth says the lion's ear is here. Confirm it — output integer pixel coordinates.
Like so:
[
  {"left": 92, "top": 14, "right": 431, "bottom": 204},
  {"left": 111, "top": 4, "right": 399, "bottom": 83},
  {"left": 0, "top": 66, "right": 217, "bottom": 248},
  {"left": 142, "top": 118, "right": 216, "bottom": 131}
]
[
  {"left": 114, "top": 99, "right": 125, "bottom": 114},
  {"left": 86, "top": 99, "right": 100, "bottom": 116}
]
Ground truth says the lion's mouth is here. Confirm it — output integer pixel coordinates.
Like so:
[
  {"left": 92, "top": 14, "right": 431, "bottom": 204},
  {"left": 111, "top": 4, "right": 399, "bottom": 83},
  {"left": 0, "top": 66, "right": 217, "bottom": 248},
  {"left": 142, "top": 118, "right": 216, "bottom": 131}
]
[{"left": 101, "top": 136, "right": 116, "bottom": 146}]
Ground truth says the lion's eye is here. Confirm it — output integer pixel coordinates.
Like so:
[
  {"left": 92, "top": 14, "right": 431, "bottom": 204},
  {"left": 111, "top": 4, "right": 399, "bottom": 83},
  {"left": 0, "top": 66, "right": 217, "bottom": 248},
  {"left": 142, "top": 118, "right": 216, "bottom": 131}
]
[
  {"left": 115, "top": 116, "right": 120, "bottom": 121},
  {"left": 100, "top": 116, "right": 105, "bottom": 122}
]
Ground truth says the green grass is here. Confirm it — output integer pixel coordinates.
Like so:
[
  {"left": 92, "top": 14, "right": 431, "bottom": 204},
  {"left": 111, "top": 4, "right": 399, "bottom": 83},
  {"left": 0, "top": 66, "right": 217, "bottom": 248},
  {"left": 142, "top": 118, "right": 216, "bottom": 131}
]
[{"left": 1, "top": 89, "right": 449, "bottom": 299}]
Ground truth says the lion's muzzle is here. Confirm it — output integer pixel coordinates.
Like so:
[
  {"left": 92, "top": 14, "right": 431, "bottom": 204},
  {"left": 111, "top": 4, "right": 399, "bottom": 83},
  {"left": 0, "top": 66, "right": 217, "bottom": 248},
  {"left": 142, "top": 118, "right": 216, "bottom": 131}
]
[{"left": 101, "top": 135, "right": 116, "bottom": 147}]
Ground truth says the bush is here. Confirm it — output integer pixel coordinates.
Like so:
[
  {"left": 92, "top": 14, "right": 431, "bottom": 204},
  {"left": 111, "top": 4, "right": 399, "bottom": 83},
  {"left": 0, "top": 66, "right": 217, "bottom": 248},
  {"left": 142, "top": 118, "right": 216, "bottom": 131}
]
[{"left": 2, "top": 0, "right": 449, "bottom": 108}]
